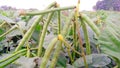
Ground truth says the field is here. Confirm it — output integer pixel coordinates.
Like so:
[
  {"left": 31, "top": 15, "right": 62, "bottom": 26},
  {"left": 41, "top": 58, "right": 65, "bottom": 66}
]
[{"left": 0, "top": 2, "right": 120, "bottom": 68}]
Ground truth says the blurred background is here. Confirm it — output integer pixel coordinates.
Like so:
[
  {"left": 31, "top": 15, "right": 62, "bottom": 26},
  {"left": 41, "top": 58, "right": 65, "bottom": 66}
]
[{"left": 0, "top": 0, "right": 98, "bottom": 11}]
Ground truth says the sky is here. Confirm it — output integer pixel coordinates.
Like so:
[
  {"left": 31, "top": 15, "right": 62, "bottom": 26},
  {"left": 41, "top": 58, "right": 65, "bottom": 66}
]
[{"left": 0, "top": 0, "right": 98, "bottom": 11}]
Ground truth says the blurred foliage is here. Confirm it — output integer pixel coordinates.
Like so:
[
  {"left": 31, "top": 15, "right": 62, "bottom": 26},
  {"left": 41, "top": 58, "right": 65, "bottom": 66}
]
[
  {"left": 93, "top": 0, "right": 120, "bottom": 11},
  {"left": 98, "top": 20, "right": 120, "bottom": 67}
]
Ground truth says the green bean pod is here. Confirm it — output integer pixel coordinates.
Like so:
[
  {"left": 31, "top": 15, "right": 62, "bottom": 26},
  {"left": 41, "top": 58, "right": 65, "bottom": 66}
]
[
  {"left": 26, "top": 6, "right": 75, "bottom": 16},
  {"left": 0, "top": 49, "right": 27, "bottom": 67},
  {"left": 0, "top": 52, "right": 26, "bottom": 67},
  {"left": 15, "top": 2, "right": 56, "bottom": 52},
  {"left": 40, "top": 37, "right": 58, "bottom": 68},
  {"left": 15, "top": 15, "right": 43, "bottom": 52},
  {"left": 81, "top": 20, "right": 91, "bottom": 55},
  {"left": 37, "top": 12, "right": 54, "bottom": 57},
  {"left": 0, "top": 25, "right": 18, "bottom": 38},
  {"left": 49, "top": 41, "right": 62, "bottom": 68},
  {"left": 0, "top": 49, "right": 26, "bottom": 63},
  {"left": 80, "top": 13, "right": 100, "bottom": 36}
]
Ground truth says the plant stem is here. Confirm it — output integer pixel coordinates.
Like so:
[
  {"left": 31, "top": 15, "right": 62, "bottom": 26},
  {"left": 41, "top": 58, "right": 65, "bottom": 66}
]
[
  {"left": 31, "top": 52, "right": 37, "bottom": 57},
  {"left": 0, "top": 25, "right": 18, "bottom": 38},
  {"left": 75, "top": 12, "right": 88, "bottom": 68},
  {"left": 37, "top": 12, "right": 54, "bottom": 57},
  {"left": 73, "top": 17, "right": 77, "bottom": 58},
  {"left": 58, "top": 10, "right": 61, "bottom": 34},
  {"left": 72, "top": 5, "right": 80, "bottom": 59},
  {"left": 81, "top": 19, "right": 91, "bottom": 55},
  {"left": 61, "top": 11, "right": 75, "bottom": 36},
  {"left": 77, "top": 0, "right": 80, "bottom": 15},
  {"left": 0, "top": 21, "right": 6, "bottom": 28},
  {"left": 58, "top": 34, "right": 81, "bottom": 56},
  {"left": 26, "top": 49, "right": 30, "bottom": 57},
  {"left": 50, "top": 11, "right": 75, "bottom": 68},
  {"left": 76, "top": 23, "right": 88, "bottom": 68},
  {"left": 25, "top": 6, "right": 75, "bottom": 16},
  {"left": 61, "top": 38, "right": 81, "bottom": 56},
  {"left": 40, "top": 37, "right": 58, "bottom": 68},
  {"left": 67, "top": 46, "right": 74, "bottom": 62},
  {"left": 26, "top": 42, "right": 31, "bottom": 57},
  {"left": 15, "top": 2, "right": 56, "bottom": 52},
  {"left": 17, "top": 24, "right": 25, "bottom": 36}
]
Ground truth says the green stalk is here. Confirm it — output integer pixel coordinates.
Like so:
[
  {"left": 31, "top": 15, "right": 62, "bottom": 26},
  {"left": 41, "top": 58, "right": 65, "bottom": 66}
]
[
  {"left": 0, "top": 49, "right": 27, "bottom": 63},
  {"left": 40, "top": 37, "right": 58, "bottom": 68},
  {"left": 72, "top": 8, "right": 79, "bottom": 59},
  {"left": 26, "top": 6, "right": 75, "bottom": 16},
  {"left": 49, "top": 41, "right": 62, "bottom": 68},
  {"left": 37, "top": 12, "right": 54, "bottom": 57},
  {"left": 81, "top": 20, "right": 91, "bottom": 55},
  {"left": 0, "top": 52, "right": 26, "bottom": 67},
  {"left": 31, "top": 52, "right": 37, "bottom": 57},
  {"left": 76, "top": 13, "right": 88, "bottom": 68},
  {"left": 0, "top": 21, "right": 6, "bottom": 28},
  {"left": 26, "top": 42, "right": 30, "bottom": 57},
  {"left": 15, "top": 2, "right": 56, "bottom": 52},
  {"left": 49, "top": 11, "right": 75, "bottom": 68},
  {"left": 26, "top": 49, "right": 30, "bottom": 57},
  {"left": 73, "top": 21, "right": 77, "bottom": 45},
  {"left": 72, "top": 13, "right": 77, "bottom": 59},
  {"left": 58, "top": 10, "right": 61, "bottom": 34},
  {"left": 17, "top": 24, "right": 25, "bottom": 36},
  {"left": 0, "top": 25, "right": 18, "bottom": 38},
  {"left": 70, "top": 22, "right": 77, "bottom": 62},
  {"left": 80, "top": 13, "right": 100, "bottom": 36},
  {"left": 66, "top": 45, "right": 74, "bottom": 63},
  {"left": 61, "top": 11, "right": 75, "bottom": 36},
  {"left": 62, "top": 39, "right": 81, "bottom": 56}
]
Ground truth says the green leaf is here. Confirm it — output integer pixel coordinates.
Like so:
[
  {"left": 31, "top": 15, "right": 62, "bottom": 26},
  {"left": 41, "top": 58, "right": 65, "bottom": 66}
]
[
  {"left": 73, "top": 54, "right": 111, "bottom": 68},
  {"left": 0, "top": 29, "right": 5, "bottom": 41},
  {"left": 56, "top": 54, "right": 67, "bottom": 67},
  {"left": 0, "top": 14, "right": 15, "bottom": 23},
  {"left": 98, "top": 21, "right": 120, "bottom": 65}
]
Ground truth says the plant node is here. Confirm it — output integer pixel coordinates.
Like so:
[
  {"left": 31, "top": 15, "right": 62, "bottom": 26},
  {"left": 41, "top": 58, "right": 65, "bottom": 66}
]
[{"left": 58, "top": 34, "right": 63, "bottom": 41}]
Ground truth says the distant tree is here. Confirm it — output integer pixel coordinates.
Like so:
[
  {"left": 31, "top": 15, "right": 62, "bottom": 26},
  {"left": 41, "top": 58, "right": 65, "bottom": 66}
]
[
  {"left": 93, "top": 0, "right": 120, "bottom": 11},
  {"left": 0, "top": 5, "right": 16, "bottom": 10}
]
